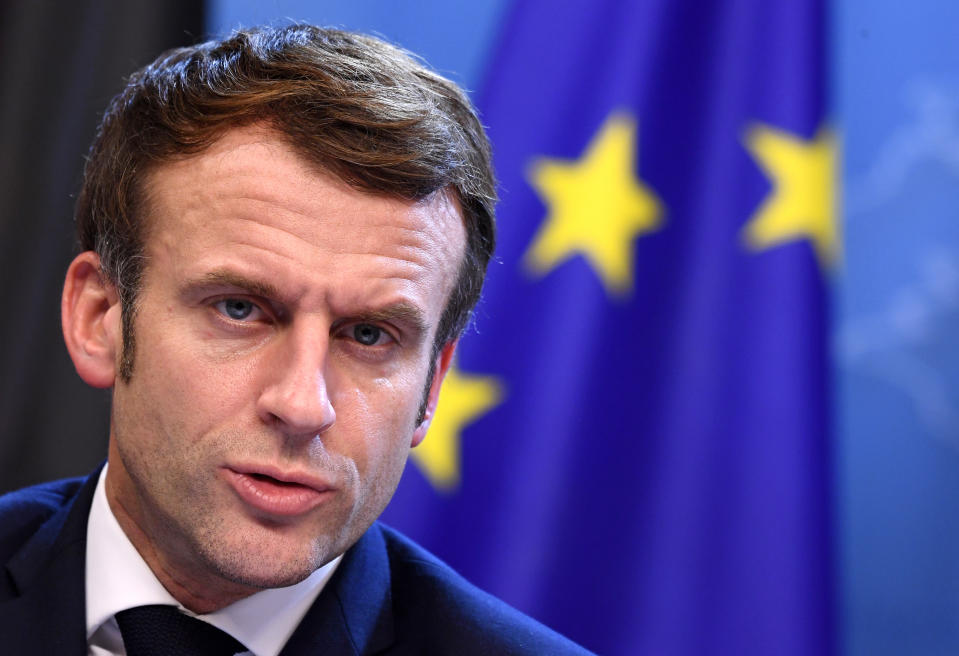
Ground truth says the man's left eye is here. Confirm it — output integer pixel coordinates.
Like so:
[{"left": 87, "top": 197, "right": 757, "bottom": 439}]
[
  {"left": 352, "top": 324, "right": 390, "bottom": 346},
  {"left": 214, "top": 298, "right": 261, "bottom": 321}
]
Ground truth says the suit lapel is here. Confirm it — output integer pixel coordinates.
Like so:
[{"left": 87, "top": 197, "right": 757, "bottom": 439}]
[
  {"left": 0, "top": 471, "right": 99, "bottom": 656},
  {"left": 281, "top": 523, "right": 394, "bottom": 656}
]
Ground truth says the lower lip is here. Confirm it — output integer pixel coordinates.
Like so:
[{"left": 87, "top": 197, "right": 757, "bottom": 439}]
[{"left": 224, "top": 470, "right": 328, "bottom": 517}]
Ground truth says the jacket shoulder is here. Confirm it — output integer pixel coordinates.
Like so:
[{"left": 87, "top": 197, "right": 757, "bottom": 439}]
[
  {"left": 378, "top": 524, "right": 593, "bottom": 655},
  {"left": 0, "top": 478, "right": 86, "bottom": 564}
]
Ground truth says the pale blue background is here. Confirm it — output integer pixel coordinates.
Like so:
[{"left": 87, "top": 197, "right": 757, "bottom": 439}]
[
  {"left": 210, "top": 2, "right": 959, "bottom": 653},
  {"left": 837, "top": 2, "right": 959, "bottom": 655}
]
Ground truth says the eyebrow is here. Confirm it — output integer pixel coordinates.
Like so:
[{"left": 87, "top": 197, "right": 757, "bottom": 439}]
[
  {"left": 354, "top": 303, "right": 430, "bottom": 338},
  {"left": 187, "top": 270, "right": 282, "bottom": 300},
  {"left": 186, "top": 269, "right": 431, "bottom": 338}
]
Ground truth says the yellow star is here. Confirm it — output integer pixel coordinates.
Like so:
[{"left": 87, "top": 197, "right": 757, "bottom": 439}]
[
  {"left": 525, "top": 112, "right": 663, "bottom": 296},
  {"left": 742, "top": 124, "right": 839, "bottom": 269},
  {"left": 411, "top": 365, "right": 503, "bottom": 492}
]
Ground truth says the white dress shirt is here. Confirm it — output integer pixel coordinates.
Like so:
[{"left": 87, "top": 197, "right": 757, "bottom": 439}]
[{"left": 85, "top": 465, "right": 341, "bottom": 656}]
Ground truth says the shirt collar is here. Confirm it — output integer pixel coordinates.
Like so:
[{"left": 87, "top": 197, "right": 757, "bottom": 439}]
[{"left": 85, "top": 464, "right": 341, "bottom": 656}]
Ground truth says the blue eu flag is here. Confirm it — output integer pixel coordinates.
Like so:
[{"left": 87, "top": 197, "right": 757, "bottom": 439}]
[{"left": 383, "top": 1, "right": 836, "bottom": 654}]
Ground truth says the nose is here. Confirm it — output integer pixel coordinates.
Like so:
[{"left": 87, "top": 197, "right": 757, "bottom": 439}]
[{"left": 256, "top": 323, "right": 336, "bottom": 437}]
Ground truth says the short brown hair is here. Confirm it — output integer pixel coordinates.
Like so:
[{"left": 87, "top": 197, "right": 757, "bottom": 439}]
[{"left": 75, "top": 24, "right": 496, "bottom": 384}]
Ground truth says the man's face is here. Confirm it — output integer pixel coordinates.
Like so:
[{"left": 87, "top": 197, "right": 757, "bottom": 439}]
[{"left": 104, "top": 125, "right": 464, "bottom": 603}]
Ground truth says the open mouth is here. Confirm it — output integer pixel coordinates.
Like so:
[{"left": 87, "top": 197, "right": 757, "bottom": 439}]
[
  {"left": 247, "top": 472, "right": 301, "bottom": 487},
  {"left": 224, "top": 468, "right": 329, "bottom": 517}
]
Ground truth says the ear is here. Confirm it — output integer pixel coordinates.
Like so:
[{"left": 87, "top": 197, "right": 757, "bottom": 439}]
[
  {"left": 411, "top": 339, "right": 458, "bottom": 448},
  {"left": 61, "top": 251, "right": 122, "bottom": 389}
]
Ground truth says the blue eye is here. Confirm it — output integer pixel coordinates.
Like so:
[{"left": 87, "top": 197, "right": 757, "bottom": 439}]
[
  {"left": 353, "top": 324, "right": 383, "bottom": 345},
  {"left": 217, "top": 298, "right": 257, "bottom": 320}
]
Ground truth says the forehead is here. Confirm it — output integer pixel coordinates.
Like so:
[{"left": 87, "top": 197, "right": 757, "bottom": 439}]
[
  {"left": 138, "top": 125, "right": 466, "bottom": 312},
  {"left": 140, "top": 126, "right": 464, "bottom": 255}
]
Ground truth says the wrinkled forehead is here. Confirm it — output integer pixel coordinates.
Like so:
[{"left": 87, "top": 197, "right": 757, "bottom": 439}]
[
  {"left": 135, "top": 126, "right": 468, "bottom": 318},
  {"left": 136, "top": 125, "right": 468, "bottom": 263}
]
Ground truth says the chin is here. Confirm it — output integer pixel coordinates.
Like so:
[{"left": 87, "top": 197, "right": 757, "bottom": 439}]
[
  {"left": 194, "top": 527, "right": 336, "bottom": 591},
  {"left": 220, "top": 562, "right": 315, "bottom": 590},
  {"left": 205, "top": 547, "right": 320, "bottom": 590}
]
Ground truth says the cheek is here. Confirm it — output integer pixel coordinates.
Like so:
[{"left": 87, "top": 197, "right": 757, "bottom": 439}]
[
  {"left": 170, "top": 310, "right": 270, "bottom": 382},
  {"left": 130, "top": 330, "right": 254, "bottom": 439},
  {"left": 332, "top": 377, "right": 419, "bottom": 468}
]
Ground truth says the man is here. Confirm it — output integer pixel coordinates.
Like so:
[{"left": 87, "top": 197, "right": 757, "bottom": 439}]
[{"left": 0, "top": 25, "right": 590, "bottom": 655}]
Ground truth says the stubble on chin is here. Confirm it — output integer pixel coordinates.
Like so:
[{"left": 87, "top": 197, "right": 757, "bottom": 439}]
[{"left": 123, "top": 447, "right": 325, "bottom": 589}]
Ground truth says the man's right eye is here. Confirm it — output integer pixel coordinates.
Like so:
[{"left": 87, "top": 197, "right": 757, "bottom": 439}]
[{"left": 214, "top": 298, "right": 263, "bottom": 321}]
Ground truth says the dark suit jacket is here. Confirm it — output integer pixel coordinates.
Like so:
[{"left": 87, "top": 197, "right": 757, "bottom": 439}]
[{"left": 0, "top": 471, "right": 591, "bottom": 655}]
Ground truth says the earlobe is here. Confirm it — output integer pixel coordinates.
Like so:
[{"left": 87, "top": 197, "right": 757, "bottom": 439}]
[
  {"left": 411, "top": 340, "right": 458, "bottom": 448},
  {"left": 61, "top": 251, "right": 122, "bottom": 389}
]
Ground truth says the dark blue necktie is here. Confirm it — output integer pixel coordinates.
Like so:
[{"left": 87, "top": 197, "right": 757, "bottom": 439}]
[{"left": 115, "top": 604, "right": 247, "bottom": 656}]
